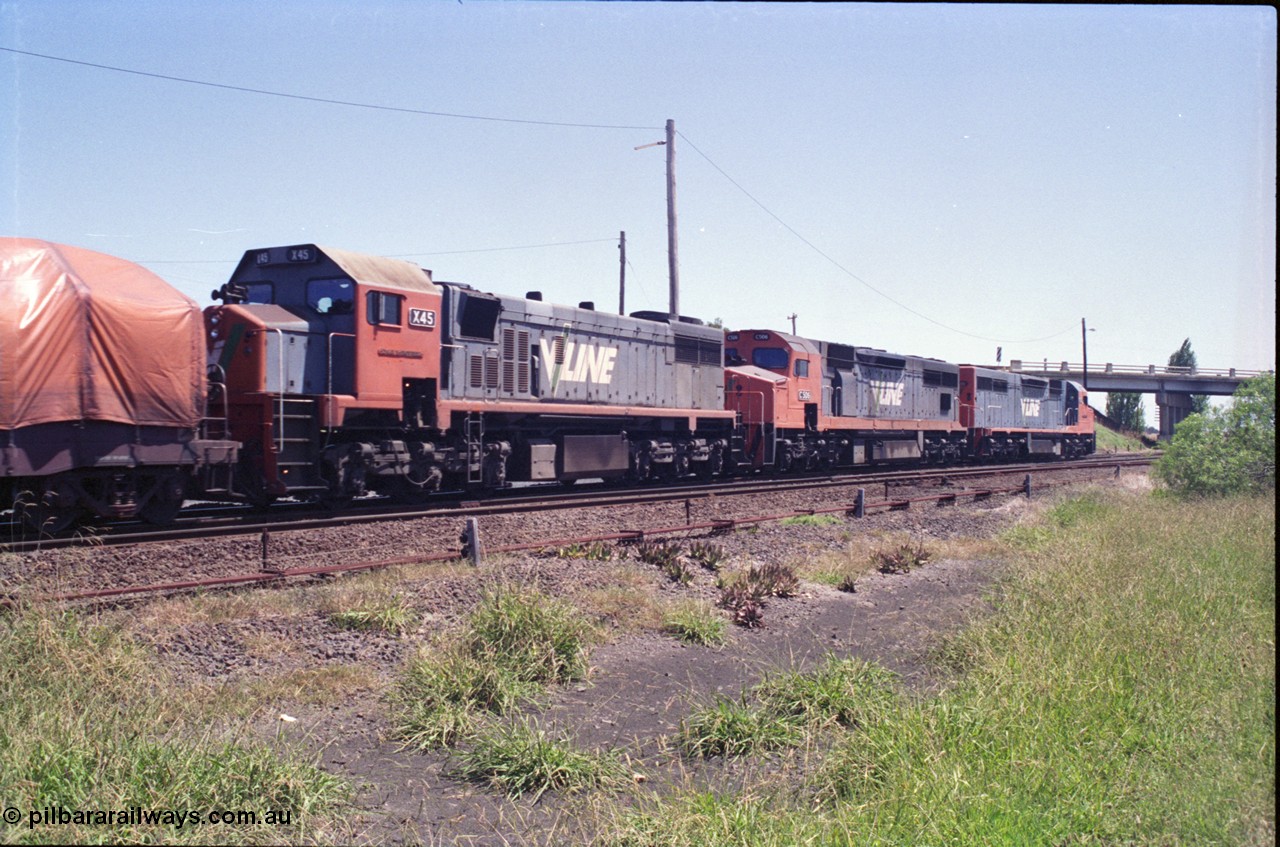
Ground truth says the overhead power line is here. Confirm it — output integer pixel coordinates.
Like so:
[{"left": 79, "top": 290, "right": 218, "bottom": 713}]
[
  {"left": 139, "top": 237, "right": 620, "bottom": 264},
  {"left": 5, "top": 44, "right": 1067, "bottom": 343},
  {"left": 676, "top": 130, "right": 1074, "bottom": 346},
  {"left": 0, "top": 46, "right": 658, "bottom": 130},
  {"left": 388, "top": 238, "right": 619, "bottom": 258}
]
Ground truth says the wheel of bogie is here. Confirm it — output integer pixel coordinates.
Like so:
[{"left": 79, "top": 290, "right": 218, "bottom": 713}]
[
  {"left": 139, "top": 474, "right": 186, "bottom": 526},
  {"left": 17, "top": 493, "right": 82, "bottom": 535}
]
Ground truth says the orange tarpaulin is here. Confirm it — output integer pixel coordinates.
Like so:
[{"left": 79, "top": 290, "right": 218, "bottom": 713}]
[{"left": 0, "top": 238, "right": 206, "bottom": 429}]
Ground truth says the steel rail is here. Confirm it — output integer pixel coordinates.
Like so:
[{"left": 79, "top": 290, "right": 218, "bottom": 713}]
[
  {"left": 2, "top": 455, "right": 1152, "bottom": 555},
  {"left": 10, "top": 465, "right": 1127, "bottom": 607}
]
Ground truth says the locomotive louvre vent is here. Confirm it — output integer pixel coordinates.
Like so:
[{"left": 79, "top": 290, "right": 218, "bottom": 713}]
[
  {"left": 499, "top": 328, "right": 531, "bottom": 394},
  {"left": 502, "top": 328, "right": 516, "bottom": 392},
  {"left": 675, "top": 334, "right": 721, "bottom": 365},
  {"left": 518, "top": 330, "right": 530, "bottom": 393},
  {"left": 923, "top": 369, "right": 959, "bottom": 388},
  {"left": 469, "top": 355, "right": 484, "bottom": 389},
  {"left": 485, "top": 354, "right": 500, "bottom": 389}
]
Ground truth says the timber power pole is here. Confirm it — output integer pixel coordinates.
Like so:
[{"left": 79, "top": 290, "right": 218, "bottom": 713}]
[
  {"left": 666, "top": 118, "right": 680, "bottom": 320},
  {"left": 618, "top": 231, "right": 626, "bottom": 315},
  {"left": 634, "top": 119, "right": 680, "bottom": 320}
]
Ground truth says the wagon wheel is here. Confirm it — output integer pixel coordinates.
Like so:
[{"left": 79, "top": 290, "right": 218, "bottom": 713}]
[
  {"left": 16, "top": 487, "right": 83, "bottom": 535},
  {"left": 138, "top": 474, "right": 186, "bottom": 526}
]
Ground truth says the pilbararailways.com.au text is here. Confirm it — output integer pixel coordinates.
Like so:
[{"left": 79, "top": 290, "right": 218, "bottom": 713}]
[{"left": 7, "top": 805, "right": 293, "bottom": 830}]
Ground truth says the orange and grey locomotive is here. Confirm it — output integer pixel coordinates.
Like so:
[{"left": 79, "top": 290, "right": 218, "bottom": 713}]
[
  {"left": 205, "top": 244, "right": 735, "bottom": 507},
  {"left": 3, "top": 238, "right": 1096, "bottom": 531}
]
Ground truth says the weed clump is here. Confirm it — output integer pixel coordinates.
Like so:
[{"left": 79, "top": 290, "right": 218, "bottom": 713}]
[
  {"left": 873, "top": 540, "right": 931, "bottom": 574},
  {"left": 716, "top": 561, "right": 801, "bottom": 627},
  {"left": 662, "top": 600, "right": 728, "bottom": 646},
  {"left": 392, "top": 587, "right": 595, "bottom": 750},
  {"left": 551, "top": 542, "right": 614, "bottom": 561},
  {"left": 329, "top": 593, "right": 417, "bottom": 634},
  {"left": 687, "top": 541, "right": 727, "bottom": 569},
  {"left": 677, "top": 655, "right": 900, "bottom": 759},
  {"left": 677, "top": 695, "right": 803, "bottom": 757},
  {"left": 636, "top": 541, "right": 694, "bottom": 584},
  {"left": 454, "top": 717, "right": 627, "bottom": 800}
]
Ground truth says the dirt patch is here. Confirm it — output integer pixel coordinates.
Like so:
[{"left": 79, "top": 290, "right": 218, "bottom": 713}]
[{"left": 274, "top": 551, "right": 1006, "bottom": 845}]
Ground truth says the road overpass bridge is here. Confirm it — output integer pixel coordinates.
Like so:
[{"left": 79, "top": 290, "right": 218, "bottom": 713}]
[{"left": 1007, "top": 360, "right": 1271, "bottom": 440}]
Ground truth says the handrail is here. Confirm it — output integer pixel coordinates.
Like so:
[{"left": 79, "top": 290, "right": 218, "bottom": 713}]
[
  {"left": 203, "top": 363, "right": 230, "bottom": 440},
  {"left": 1009, "top": 360, "right": 1269, "bottom": 380},
  {"left": 258, "top": 328, "right": 287, "bottom": 454}
]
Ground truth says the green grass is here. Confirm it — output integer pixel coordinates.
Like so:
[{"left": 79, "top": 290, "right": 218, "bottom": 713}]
[
  {"left": 661, "top": 600, "right": 728, "bottom": 647},
  {"left": 1095, "top": 424, "right": 1152, "bottom": 452},
  {"left": 676, "top": 656, "right": 899, "bottom": 760},
  {"left": 0, "top": 608, "right": 347, "bottom": 845},
  {"left": 452, "top": 718, "right": 628, "bottom": 801},
  {"left": 752, "top": 656, "right": 899, "bottom": 732},
  {"left": 328, "top": 592, "right": 417, "bottom": 634},
  {"left": 392, "top": 586, "right": 596, "bottom": 750},
  {"left": 779, "top": 514, "right": 842, "bottom": 527},
  {"left": 676, "top": 696, "right": 803, "bottom": 758},
  {"left": 601, "top": 490, "right": 1276, "bottom": 845}
]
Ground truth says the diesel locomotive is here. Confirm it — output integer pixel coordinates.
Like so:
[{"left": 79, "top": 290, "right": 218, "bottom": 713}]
[
  {"left": 206, "top": 243, "right": 735, "bottom": 507},
  {"left": 1, "top": 237, "right": 1094, "bottom": 530}
]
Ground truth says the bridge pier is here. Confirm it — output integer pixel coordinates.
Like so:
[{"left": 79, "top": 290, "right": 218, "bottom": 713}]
[{"left": 1156, "top": 391, "right": 1196, "bottom": 441}]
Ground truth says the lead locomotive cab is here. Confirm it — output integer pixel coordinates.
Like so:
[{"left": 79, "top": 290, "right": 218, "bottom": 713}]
[{"left": 206, "top": 244, "right": 446, "bottom": 505}]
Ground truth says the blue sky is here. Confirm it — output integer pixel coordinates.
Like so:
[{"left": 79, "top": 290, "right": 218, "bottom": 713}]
[{"left": 3, "top": 2, "right": 1275, "bottom": 400}]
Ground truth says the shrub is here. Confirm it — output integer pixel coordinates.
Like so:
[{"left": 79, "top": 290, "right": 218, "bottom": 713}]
[{"left": 1155, "top": 373, "right": 1275, "bottom": 496}]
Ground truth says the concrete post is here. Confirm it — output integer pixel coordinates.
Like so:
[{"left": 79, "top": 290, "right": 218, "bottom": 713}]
[{"left": 1156, "top": 391, "right": 1195, "bottom": 441}]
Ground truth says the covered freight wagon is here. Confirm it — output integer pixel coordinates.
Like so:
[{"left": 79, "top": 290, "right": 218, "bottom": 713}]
[{"left": 0, "top": 238, "right": 235, "bottom": 528}]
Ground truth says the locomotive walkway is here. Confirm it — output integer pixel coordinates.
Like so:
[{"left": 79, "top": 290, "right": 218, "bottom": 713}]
[{"left": 1008, "top": 359, "right": 1270, "bottom": 439}]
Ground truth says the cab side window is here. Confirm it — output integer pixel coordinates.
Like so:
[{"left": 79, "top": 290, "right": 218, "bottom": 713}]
[
  {"left": 366, "top": 291, "right": 403, "bottom": 326},
  {"left": 308, "top": 278, "right": 355, "bottom": 315}
]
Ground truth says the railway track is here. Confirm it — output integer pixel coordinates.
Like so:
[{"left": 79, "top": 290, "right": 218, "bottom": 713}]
[
  {"left": 2, "top": 455, "right": 1152, "bottom": 555},
  {"left": 2, "top": 455, "right": 1151, "bottom": 606}
]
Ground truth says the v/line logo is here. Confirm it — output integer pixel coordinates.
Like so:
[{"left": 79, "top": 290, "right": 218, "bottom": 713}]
[
  {"left": 540, "top": 336, "right": 619, "bottom": 392},
  {"left": 869, "top": 378, "right": 905, "bottom": 406}
]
